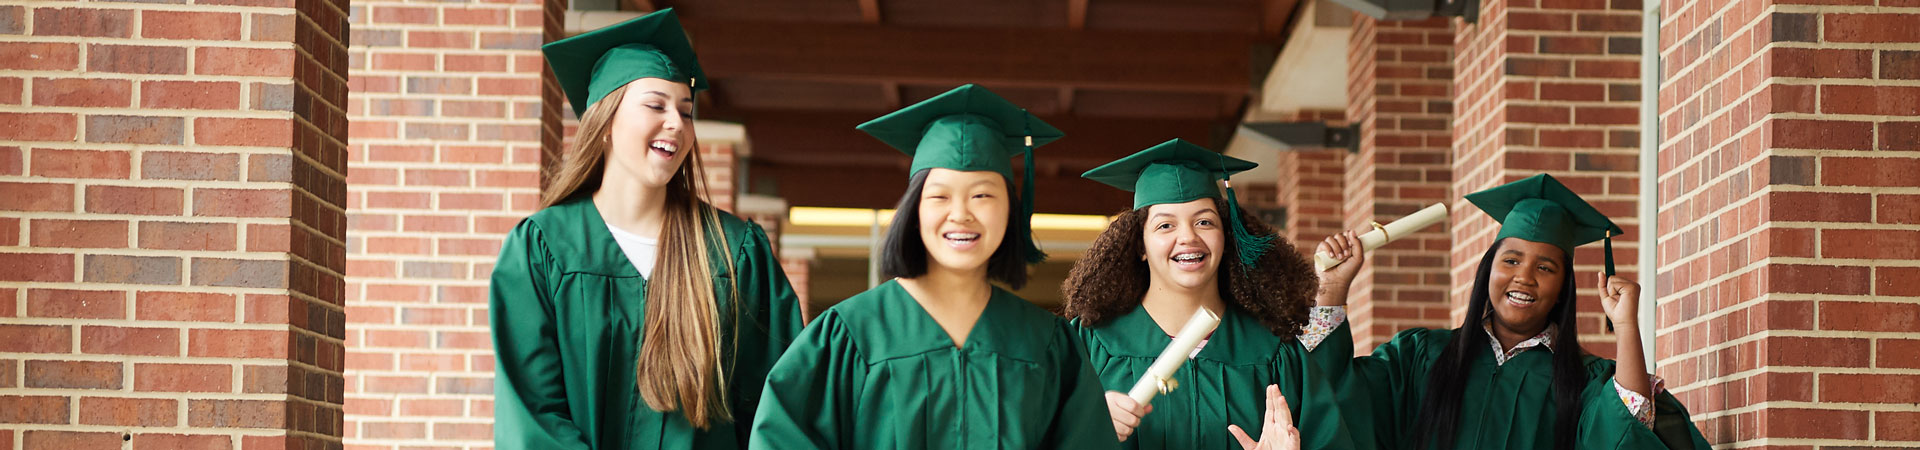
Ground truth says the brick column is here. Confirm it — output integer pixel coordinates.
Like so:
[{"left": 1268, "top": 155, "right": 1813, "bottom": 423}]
[
  {"left": 780, "top": 255, "right": 814, "bottom": 320},
  {"left": 699, "top": 141, "right": 738, "bottom": 212},
  {"left": 1451, "top": 0, "right": 1646, "bottom": 353},
  {"left": 340, "top": 0, "right": 553, "bottom": 445},
  {"left": 0, "top": 0, "right": 349, "bottom": 446},
  {"left": 1653, "top": 0, "right": 1920, "bottom": 445},
  {"left": 1271, "top": 109, "right": 1349, "bottom": 256},
  {"left": 1343, "top": 15, "right": 1458, "bottom": 349}
]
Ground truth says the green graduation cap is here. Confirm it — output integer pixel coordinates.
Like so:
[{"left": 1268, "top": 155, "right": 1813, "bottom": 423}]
[
  {"left": 1465, "top": 173, "right": 1625, "bottom": 276},
  {"left": 857, "top": 84, "right": 1064, "bottom": 264},
  {"left": 1082, "top": 138, "right": 1277, "bottom": 269},
  {"left": 543, "top": 8, "right": 708, "bottom": 118}
]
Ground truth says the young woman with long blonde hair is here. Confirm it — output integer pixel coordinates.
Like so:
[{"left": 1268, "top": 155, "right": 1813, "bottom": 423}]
[{"left": 489, "top": 9, "right": 802, "bottom": 449}]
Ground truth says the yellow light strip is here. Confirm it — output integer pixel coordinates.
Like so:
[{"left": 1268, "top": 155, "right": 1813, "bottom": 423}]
[
  {"left": 787, "top": 207, "right": 884, "bottom": 227},
  {"left": 788, "top": 207, "right": 1111, "bottom": 231},
  {"left": 1031, "top": 213, "right": 1114, "bottom": 231}
]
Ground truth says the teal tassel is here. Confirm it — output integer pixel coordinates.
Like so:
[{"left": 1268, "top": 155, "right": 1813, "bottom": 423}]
[
  {"left": 1224, "top": 182, "right": 1273, "bottom": 271},
  {"left": 1603, "top": 234, "right": 1616, "bottom": 332},
  {"left": 1020, "top": 111, "right": 1047, "bottom": 264},
  {"left": 1218, "top": 150, "right": 1272, "bottom": 271},
  {"left": 1603, "top": 235, "right": 1616, "bottom": 277}
]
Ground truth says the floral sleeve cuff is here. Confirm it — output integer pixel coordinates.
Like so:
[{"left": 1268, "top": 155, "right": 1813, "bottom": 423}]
[
  {"left": 1298, "top": 306, "right": 1347, "bottom": 352},
  {"left": 1614, "top": 375, "right": 1666, "bottom": 429}
]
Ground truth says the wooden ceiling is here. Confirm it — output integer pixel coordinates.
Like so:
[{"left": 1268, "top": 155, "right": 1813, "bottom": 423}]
[{"left": 631, "top": 0, "right": 1302, "bottom": 215}]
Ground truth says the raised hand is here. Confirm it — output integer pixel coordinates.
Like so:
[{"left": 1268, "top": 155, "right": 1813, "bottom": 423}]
[
  {"left": 1595, "top": 272, "right": 1641, "bottom": 329},
  {"left": 1227, "top": 385, "right": 1300, "bottom": 450},
  {"left": 1314, "top": 230, "right": 1366, "bottom": 306}
]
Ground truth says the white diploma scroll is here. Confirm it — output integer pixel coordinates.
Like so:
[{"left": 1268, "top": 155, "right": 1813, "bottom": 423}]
[
  {"left": 1315, "top": 202, "right": 1450, "bottom": 272},
  {"left": 1126, "top": 308, "right": 1222, "bottom": 406}
]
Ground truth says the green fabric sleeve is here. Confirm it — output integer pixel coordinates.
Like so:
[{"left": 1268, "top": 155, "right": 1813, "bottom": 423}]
[
  {"left": 1308, "top": 321, "right": 1442, "bottom": 450},
  {"left": 489, "top": 222, "right": 593, "bottom": 450},
  {"left": 724, "top": 222, "right": 806, "bottom": 445},
  {"left": 1577, "top": 362, "right": 1712, "bottom": 450},
  {"left": 1044, "top": 321, "right": 1127, "bottom": 450},
  {"left": 1279, "top": 343, "right": 1360, "bottom": 450},
  {"left": 748, "top": 312, "right": 864, "bottom": 450}
]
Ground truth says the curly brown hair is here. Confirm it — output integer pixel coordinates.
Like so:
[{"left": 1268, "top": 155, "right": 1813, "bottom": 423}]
[{"left": 1061, "top": 197, "right": 1320, "bottom": 338}]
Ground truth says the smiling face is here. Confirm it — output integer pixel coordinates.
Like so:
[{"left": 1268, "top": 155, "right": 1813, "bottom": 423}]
[
  {"left": 1485, "top": 237, "right": 1568, "bottom": 337},
  {"left": 1140, "top": 198, "right": 1228, "bottom": 293},
  {"left": 915, "top": 168, "right": 1011, "bottom": 273},
  {"left": 605, "top": 77, "right": 696, "bottom": 189}
]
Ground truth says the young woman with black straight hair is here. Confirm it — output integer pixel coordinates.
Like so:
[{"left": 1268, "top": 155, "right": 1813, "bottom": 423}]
[
  {"left": 748, "top": 85, "right": 1116, "bottom": 449},
  {"left": 1304, "top": 174, "right": 1711, "bottom": 450}
]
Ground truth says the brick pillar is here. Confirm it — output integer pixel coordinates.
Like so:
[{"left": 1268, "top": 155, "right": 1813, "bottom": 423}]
[
  {"left": 1343, "top": 15, "right": 1458, "bottom": 349},
  {"left": 780, "top": 255, "right": 814, "bottom": 320},
  {"left": 1287, "top": 150, "right": 1350, "bottom": 253},
  {"left": 0, "top": 0, "right": 349, "bottom": 446},
  {"left": 1237, "top": 182, "right": 1282, "bottom": 210},
  {"left": 341, "top": 0, "right": 554, "bottom": 445},
  {"left": 1653, "top": 1, "right": 1920, "bottom": 446},
  {"left": 699, "top": 141, "right": 738, "bottom": 212},
  {"left": 1450, "top": 0, "right": 1645, "bottom": 353},
  {"left": 1271, "top": 109, "right": 1349, "bottom": 256}
]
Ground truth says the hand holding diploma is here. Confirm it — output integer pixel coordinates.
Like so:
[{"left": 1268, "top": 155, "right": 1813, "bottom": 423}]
[
  {"left": 1126, "top": 308, "right": 1221, "bottom": 405},
  {"left": 1104, "top": 391, "right": 1150, "bottom": 442},
  {"left": 1314, "top": 202, "right": 1450, "bottom": 272},
  {"left": 1106, "top": 308, "right": 1220, "bottom": 442}
]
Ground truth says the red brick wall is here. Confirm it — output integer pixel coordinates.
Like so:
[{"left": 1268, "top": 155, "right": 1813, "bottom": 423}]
[
  {"left": 1450, "top": 0, "right": 1646, "bottom": 354},
  {"left": 700, "top": 142, "right": 738, "bottom": 212},
  {"left": 1273, "top": 109, "right": 1350, "bottom": 256},
  {"left": 1344, "top": 15, "right": 1459, "bottom": 349},
  {"left": 1652, "top": 0, "right": 1920, "bottom": 445},
  {"left": 780, "top": 256, "right": 813, "bottom": 319},
  {"left": 340, "top": 0, "right": 553, "bottom": 445},
  {"left": 0, "top": 0, "right": 350, "bottom": 446}
]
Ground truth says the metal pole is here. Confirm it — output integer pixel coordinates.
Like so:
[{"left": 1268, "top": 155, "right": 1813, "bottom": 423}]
[
  {"left": 1638, "top": 0, "right": 1663, "bottom": 370},
  {"left": 867, "top": 210, "right": 881, "bottom": 288}
]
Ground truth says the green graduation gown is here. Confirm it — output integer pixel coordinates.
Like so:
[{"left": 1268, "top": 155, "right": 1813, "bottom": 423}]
[
  {"left": 748, "top": 279, "right": 1120, "bottom": 449},
  {"left": 1311, "top": 322, "right": 1712, "bottom": 450},
  {"left": 489, "top": 198, "right": 805, "bottom": 450},
  {"left": 1076, "top": 307, "right": 1357, "bottom": 450}
]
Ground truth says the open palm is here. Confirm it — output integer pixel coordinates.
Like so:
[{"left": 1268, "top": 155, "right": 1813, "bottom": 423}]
[{"left": 1227, "top": 384, "right": 1300, "bottom": 450}]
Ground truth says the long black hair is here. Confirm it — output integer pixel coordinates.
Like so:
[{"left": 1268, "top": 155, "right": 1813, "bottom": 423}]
[
  {"left": 1410, "top": 239, "right": 1586, "bottom": 450},
  {"left": 879, "top": 169, "right": 1033, "bottom": 289}
]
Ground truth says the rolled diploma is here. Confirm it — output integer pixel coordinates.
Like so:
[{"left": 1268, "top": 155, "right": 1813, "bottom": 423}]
[
  {"left": 1126, "top": 308, "right": 1222, "bottom": 405},
  {"left": 1315, "top": 202, "right": 1450, "bottom": 272}
]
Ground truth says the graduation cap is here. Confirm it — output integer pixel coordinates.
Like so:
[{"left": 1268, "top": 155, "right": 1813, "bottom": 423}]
[
  {"left": 857, "top": 84, "right": 1064, "bottom": 264},
  {"left": 1082, "top": 138, "right": 1277, "bottom": 269},
  {"left": 1465, "top": 173, "right": 1625, "bottom": 276},
  {"left": 543, "top": 8, "right": 708, "bottom": 118}
]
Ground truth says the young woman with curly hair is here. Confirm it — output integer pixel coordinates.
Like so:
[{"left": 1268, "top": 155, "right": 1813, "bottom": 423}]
[{"left": 1061, "top": 139, "right": 1354, "bottom": 450}]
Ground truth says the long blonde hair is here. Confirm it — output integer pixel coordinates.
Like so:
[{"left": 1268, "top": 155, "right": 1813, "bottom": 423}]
[{"left": 541, "top": 83, "right": 740, "bottom": 429}]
